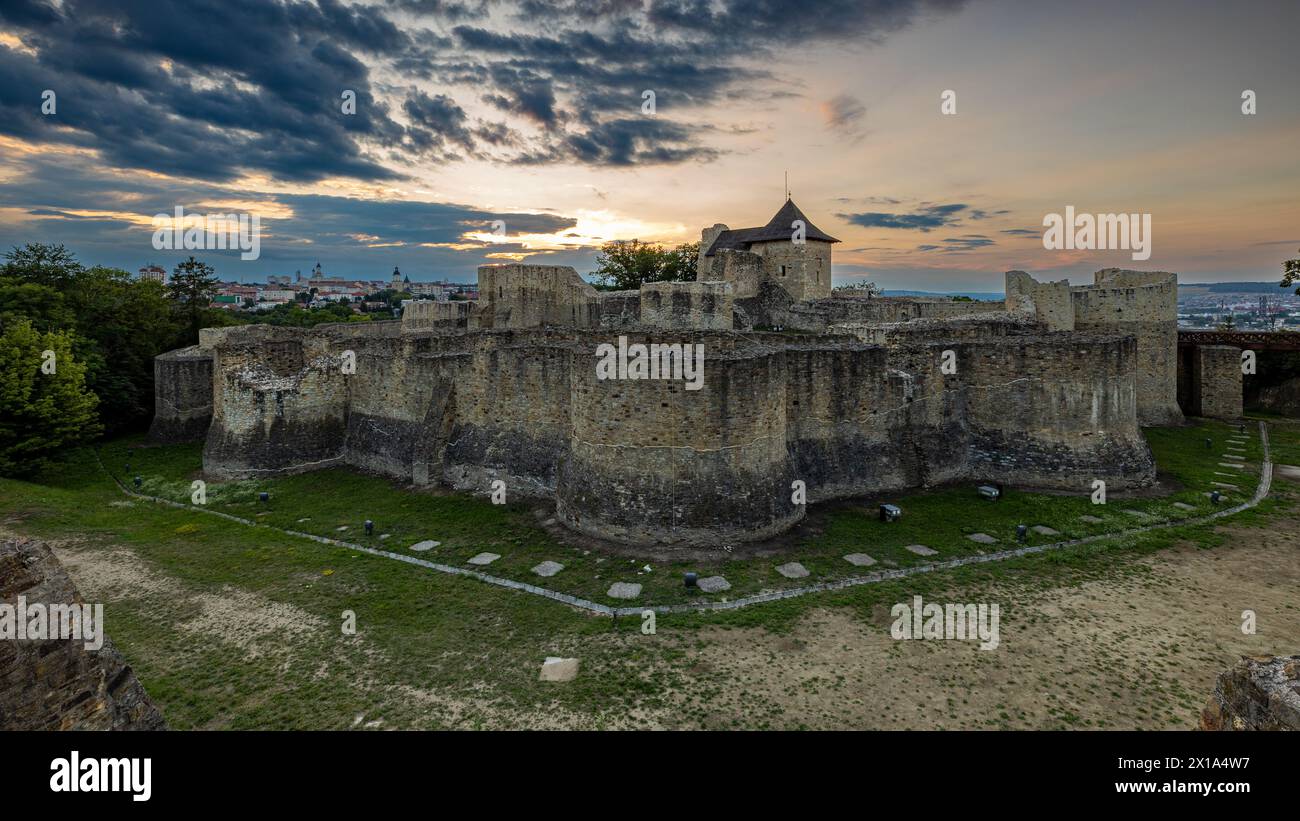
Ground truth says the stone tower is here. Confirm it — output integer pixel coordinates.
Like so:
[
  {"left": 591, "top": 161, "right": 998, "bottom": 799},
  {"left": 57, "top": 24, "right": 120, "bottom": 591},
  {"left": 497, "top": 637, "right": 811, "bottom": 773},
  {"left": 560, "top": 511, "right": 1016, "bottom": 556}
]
[{"left": 697, "top": 198, "right": 839, "bottom": 302}]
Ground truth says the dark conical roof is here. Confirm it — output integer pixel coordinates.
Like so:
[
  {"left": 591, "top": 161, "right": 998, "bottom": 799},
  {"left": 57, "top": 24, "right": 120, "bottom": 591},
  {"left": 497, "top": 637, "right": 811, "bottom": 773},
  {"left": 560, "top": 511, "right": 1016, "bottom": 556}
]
[{"left": 704, "top": 198, "right": 840, "bottom": 256}]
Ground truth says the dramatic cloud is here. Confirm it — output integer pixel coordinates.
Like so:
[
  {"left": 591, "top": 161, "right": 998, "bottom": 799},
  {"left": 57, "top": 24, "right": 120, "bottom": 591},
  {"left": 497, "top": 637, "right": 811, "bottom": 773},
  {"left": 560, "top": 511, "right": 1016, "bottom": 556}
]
[
  {"left": 839, "top": 203, "right": 972, "bottom": 232},
  {"left": 0, "top": 0, "right": 969, "bottom": 183}
]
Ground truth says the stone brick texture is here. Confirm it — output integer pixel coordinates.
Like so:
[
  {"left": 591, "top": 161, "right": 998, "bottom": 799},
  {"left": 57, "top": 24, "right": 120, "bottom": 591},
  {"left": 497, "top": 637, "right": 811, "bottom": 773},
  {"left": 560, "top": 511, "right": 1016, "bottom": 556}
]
[
  {"left": 150, "top": 263, "right": 1184, "bottom": 547},
  {"left": 0, "top": 538, "right": 166, "bottom": 730},
  {"left": 1201, "top": 655, "right": 1300, "bottom": 731}
]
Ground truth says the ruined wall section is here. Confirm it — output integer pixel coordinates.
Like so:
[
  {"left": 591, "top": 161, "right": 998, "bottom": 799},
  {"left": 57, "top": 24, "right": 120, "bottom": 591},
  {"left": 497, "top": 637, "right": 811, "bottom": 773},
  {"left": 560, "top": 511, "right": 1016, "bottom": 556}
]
[
  {"left": 713, "top": 249, "right": 764, "bottom": 299},
  {"left": 1006, "top": 270, "right": 1075, "bottom": 331},
  {"left": 401, "top": 300, "right": 481, "bottom": 330},
  {"left": 958, "top": 333, "right": 1154, "bottom": 488},
  {"left": 780, "top": 342, "right": 958, "bottom": 501},
  {"left": 148, "top": 345, "right": 214, "bottom": 443},
  {"left": 1201, "top": 655, "right": 1300, "bottom": 731},
  {"left": 477, "top": 264, "right": 602, "bottom": 329},
  {"left": 1192, "top": 344, "right": 1244, "bottom": 420},
  {"left": 1072, "top": 269, "right": 1182, "bottom": 426},
  {"left": 338, "top": 332, "right": 468, "bottom": 484},
  {"left": 203, "top": 325, "right": 349, "bottom": 479},
  {"left": 444, "top": 330, "right": 576, "bottom": 498},
  {"left": 0, "top": 538, "right": 166, "bottom": 730},
  {"left": 558, "top": 335, "right": 799, "bottom": 546},
  {"left": 639, "top": 281, "right": 734, "bottom": 330}
]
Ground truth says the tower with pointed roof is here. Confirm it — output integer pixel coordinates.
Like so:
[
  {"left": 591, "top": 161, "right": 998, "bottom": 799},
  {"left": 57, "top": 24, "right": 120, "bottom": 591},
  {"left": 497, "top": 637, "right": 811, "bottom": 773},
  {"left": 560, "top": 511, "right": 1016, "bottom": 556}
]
[{"left": 697, "top": 197, "right": 839, "bottom": 302}]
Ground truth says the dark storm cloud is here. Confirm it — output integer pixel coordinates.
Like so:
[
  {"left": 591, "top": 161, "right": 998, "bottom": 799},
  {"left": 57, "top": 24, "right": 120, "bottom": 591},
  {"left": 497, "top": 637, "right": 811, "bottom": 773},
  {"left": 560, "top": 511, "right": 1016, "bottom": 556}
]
[
  {"left": 839, "top": 203, "right": 972, "bottom": 232},
  {"left": 0, "top": 0, "right": 967, "bottom": 182}
]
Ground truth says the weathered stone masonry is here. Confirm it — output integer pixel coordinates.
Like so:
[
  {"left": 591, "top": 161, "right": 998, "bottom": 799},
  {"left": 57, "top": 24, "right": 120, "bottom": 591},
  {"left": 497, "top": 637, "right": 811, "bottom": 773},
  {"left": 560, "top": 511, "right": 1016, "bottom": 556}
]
[{"left": 150, "top": 202, "right": 1182, "bottom": 548}]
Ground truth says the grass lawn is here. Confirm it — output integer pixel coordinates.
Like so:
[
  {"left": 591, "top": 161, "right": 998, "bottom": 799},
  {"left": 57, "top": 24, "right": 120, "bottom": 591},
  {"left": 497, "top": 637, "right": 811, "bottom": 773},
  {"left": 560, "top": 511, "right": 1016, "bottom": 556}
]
[
  {"left": 0, "top": 416, "right": 1290, "bottom": 729},
  {"left": 87, "top": 418, "right": 1270, "bottom": 608}
]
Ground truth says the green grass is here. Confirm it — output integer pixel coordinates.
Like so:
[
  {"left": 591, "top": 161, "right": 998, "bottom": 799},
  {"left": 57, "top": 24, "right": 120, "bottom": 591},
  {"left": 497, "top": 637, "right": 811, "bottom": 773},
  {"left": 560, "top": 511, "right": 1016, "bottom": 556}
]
[
  {"left": 0, "top": 416, "right": 1290, "bottom": 728},
  {"left": 88, "top": 418, "right": 1267, "bottom": 608}
]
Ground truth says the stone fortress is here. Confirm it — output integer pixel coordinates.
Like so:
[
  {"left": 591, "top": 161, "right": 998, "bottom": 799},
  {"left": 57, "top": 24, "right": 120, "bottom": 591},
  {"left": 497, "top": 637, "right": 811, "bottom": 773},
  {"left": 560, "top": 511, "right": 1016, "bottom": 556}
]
[{"left": 150, "top": 199, "right": 1226, "bottom": 548}]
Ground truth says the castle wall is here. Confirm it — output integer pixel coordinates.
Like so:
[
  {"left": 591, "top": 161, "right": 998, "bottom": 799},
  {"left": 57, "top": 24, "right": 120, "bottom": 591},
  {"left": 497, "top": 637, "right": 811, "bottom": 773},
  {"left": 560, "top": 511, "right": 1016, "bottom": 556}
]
[
  {"left": 958, "top": 334, "right": 1154, "bottom": 488},
  {"left": 697, "top": 224, "right": 728, "bottom": 280},
  {"left": 1006, "top": 270, "right": 1074, "bottom": 331},
  {"left": 1071, "top": 269, "right": 1182, "bottom": 426},
  {"left": 1, "top": 538, "right": 167, "bottom": 730},
  {"left": 443, "top": 332, "right": 575, "bottom": 497},
  {"left": 639, "top": 281, "right": 734, "bottom": 330},
  {"left": 1192, "top": 344, "right": 1243, "bottom": 420},
  {"left": 558, "top": 336, "right": 800, "bottom": 545},
  {"left": 171, "top": 266, "right": 1165, "bottom": 548},
  {"left": 148, "top": 345, "right": 214, "bottom": 443},
  {"left": 714, "top": 249, "right": 764, "bottom": 299},
  {"left": 401, "top": 300, "right": 479, "bottom": 330},
  {"left": 477, "top": 264, "right": 601, "bottom": 329},
  {"left": 202, "top": 326, "right": 349, "bottom": 479}
]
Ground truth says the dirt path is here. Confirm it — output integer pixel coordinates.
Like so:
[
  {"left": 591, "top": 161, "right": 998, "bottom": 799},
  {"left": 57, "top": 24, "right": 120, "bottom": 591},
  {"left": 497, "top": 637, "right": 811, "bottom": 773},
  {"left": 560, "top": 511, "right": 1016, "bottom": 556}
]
[{"left": 668, "top": 507, "right": 1300, "bottom": 730}]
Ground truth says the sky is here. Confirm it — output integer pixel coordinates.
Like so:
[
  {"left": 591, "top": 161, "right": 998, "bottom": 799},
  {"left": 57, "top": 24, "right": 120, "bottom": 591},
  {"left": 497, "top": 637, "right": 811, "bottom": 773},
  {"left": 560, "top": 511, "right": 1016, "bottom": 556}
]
[{"left": 0, "top": 0, "right": 1297, "bottom": 290}]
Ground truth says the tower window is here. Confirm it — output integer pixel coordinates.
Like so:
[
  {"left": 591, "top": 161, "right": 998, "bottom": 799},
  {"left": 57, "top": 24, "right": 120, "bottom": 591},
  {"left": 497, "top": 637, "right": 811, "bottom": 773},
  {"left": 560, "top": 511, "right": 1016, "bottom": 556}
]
[{"left": 780, "top": 265, "right": 787, "bottom": 277}]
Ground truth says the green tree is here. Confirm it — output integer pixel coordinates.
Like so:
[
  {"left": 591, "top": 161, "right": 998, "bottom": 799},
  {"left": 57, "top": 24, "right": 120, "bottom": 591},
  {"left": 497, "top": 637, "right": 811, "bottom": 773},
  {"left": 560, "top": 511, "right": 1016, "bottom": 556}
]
[
  {"left": 167, "top": 256, "right": 220, "bottom": 342},
  {"left": 0, "top": 243, "right": 84, "bottom": 289},
  {"left": 0, "top": 318, "right": 101, "bottom": 477},
  {"left": 591, "top": 240, "right": 698, "bottom": 290},
  {"left": 1282, "top": 248, "right": 1300, "bottom": 295}
]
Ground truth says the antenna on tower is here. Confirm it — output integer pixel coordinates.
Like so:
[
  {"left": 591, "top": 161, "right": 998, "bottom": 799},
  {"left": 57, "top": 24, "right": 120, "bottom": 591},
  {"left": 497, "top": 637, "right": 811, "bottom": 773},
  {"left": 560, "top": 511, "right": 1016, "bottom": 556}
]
[{"left": 784, "top": 171, "right": 790, "bottom": 200}]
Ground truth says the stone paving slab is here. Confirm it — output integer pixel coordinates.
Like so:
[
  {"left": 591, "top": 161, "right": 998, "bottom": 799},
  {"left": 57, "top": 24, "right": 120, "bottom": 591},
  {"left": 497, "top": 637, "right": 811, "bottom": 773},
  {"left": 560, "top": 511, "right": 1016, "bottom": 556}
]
[
  {"left": 697, "top": 575, "right": 731, "bottom": 593},
  {"left": 1212, "top": 482, "right": 1239, "bottom": 489},
  {"left": 843, "top": 553, "right": 877, "bottom": 567},
  {"left": 1278, "top": 464, "right": 1300, "bottom": 481},
  {"left": 905, "top": 543, "right": 939, "bottom": 555},
  {"left": 1223, "top": 454, "right": 1245, "bottom": 461},
  {"left": 467, "top": 552, "right": 500, "bottom": 565},
  {"left": 965, "top": 534, "right": 996, "bottom": 545},
  {"left": 539, "top": 657, "right": 579, "bottom": 682},
  {"left": 531, "top": 560, "right": 564, "bottom": 577},
  {"left": 776, "top": 562, "right": 810, "bottom": 579},
  {"left": 607, "top": 582, "right": 642, "bottom": 599},
  {"left": 1079, "top": 515, "right": 1104, "bottom": 523},
  {"left": 1030, "top": 525, "right": 1060, "bottom": 536},
  {"left": 1172, "top": 502, "right": 1196, "bottom": 511},
  {"left": 409, "top": 540, "right": 440, "bottom": 552},
  {"left": 1219, "top": 463, "right": 1246, "bottom": 469}
]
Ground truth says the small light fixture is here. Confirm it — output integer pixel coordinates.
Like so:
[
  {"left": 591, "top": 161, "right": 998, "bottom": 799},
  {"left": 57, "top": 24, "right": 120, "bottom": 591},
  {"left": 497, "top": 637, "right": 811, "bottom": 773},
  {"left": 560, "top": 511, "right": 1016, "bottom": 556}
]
[
  {"left": 684, "top": 572, "right": 698, "bottom": 588},
  {"left": 1205, "top": 438, "right": 1212, "bottom": 449},
  {"left": 259, "top": 491, "right": 269, "bottom": 503},
  {"left": 1016, "top": 524, "right": 1028, "bottom": 542},
  {"left": 1210, "top": 490, "right": 1222, "bottom": 504},
  {"left": 364, "top": 519, "right": 374, "bottom": 536},
  {"left": 977, "top": 484, "right": 1000, "bottom": 501},
  {"left": 880, "top": 504, "right": 902, "bottom": 522},
  {"left": 133, "top": 475, "right": 142, "bottom": 488}
]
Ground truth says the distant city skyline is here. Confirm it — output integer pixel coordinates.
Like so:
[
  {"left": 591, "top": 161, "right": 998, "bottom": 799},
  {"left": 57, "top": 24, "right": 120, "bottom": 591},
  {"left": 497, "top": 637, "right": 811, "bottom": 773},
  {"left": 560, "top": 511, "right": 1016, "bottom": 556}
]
[{"left": 2, "top": 0, "right": 1297, "bottom": 291}]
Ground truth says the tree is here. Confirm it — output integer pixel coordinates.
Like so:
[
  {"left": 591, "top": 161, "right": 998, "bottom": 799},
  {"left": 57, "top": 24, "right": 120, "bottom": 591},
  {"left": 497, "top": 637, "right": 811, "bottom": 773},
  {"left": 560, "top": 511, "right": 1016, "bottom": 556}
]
[
  {"left": 2, "top": 246, "right": 182, "bottom": 436},
  {"left": 0, "top": 318, "right": 101, "bottom": 477},
  {"left": 0, "top": 243, "right": 84, "bottom": 289},
  {"left": 167, "top": 256, "right": 220, "bottom": 342},
  {"left": 1282, "top": 248, "right": 1300, "bottom": 295},
  {"left": 591, "top": 240, "right": 698, "bottom": 290},
  {"left": 1217, "top": 314, "right": 1237, "bottom": 331}
]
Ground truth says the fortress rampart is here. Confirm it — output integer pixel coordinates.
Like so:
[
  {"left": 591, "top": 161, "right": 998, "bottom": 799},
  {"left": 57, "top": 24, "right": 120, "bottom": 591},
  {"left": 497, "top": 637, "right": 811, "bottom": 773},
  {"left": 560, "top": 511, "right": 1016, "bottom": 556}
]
[{"left": 158, "top": 263, "right": 1167, "bottom": 547}]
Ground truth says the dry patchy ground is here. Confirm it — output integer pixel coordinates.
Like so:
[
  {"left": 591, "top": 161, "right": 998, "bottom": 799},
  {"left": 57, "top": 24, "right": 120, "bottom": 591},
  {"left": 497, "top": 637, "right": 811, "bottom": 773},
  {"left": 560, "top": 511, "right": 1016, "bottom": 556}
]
[{"left": 668, "top": 515, "right": 1300, "bottom": 730}]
